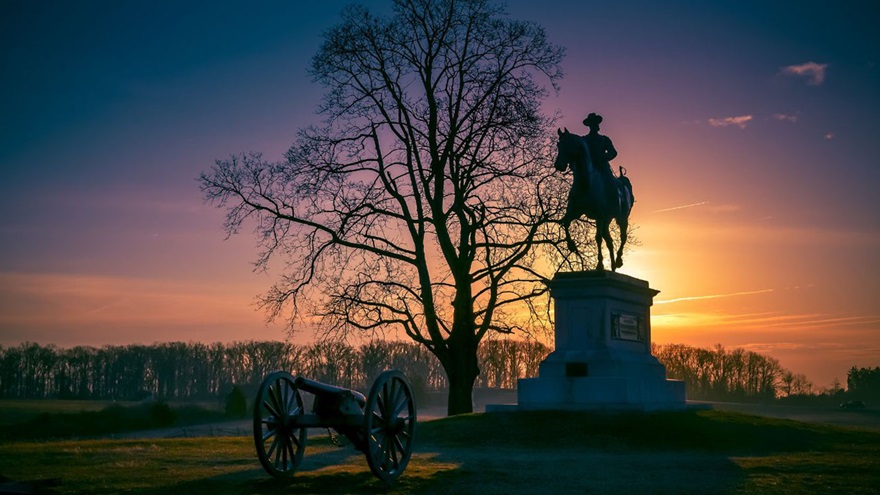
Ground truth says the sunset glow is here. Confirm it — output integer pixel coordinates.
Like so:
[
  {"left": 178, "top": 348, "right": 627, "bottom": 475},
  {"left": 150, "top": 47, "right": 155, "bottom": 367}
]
[{"left": 1, "top": 0, "right": 878, "bottom": 390}]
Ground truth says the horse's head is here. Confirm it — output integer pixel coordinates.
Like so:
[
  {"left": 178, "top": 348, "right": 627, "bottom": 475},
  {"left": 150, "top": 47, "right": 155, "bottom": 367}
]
[{"left": 553, "top": 128, "right": 584, "bottom": 173}]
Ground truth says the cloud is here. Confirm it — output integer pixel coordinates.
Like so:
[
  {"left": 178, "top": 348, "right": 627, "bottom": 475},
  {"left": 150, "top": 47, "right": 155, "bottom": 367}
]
[
  {"left": 651, "top": 311, "right": 793, "bottom": 330},
  {"left": 762, "top": 315, "right": 880, "bottom": 330},
  {"left": 780, "top": 61, "right": 828, "bottom": 85},
  {"left": 0, "top": 272, "right": 285, "bottom": 346},
  {"left": 644, "top": 220, "right": 880, "bottom": 249},
  {"left": 738, "top": 342, "right": 827, "bottom": 353},
  {"left": 709, "top": 204, "right": 742, "bottom": 213},
  {"left": 708, "top": 115, "right": 752, "bottom": 129},
  {"left": 824, "top": 132, "right": 835, "bottom": 140},
  {"left": 652, "top": 305, "right": 880, "bottom": 336},
  {"left": 771, "top": 113, "right": 798, "bottom": 123}
]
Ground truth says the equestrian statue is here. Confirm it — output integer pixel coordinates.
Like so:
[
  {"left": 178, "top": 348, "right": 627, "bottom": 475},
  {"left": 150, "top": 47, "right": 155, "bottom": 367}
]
[{"left": 553, "top": 113, "right": 634, "bottom": 271}]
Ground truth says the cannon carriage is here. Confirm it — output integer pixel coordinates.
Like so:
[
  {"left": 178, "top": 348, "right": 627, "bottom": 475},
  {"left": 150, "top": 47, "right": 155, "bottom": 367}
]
[{"left": 253, "top": 369, "right": 416, "bottom": 483}]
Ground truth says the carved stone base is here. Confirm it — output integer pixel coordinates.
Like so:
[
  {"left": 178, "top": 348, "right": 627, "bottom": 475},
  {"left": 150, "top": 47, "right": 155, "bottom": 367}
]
[
  {"left": 517, "top": 375, "right": 685, "bottom": 411},
  {"left": 493, "top": 270, "right": 686, "bottom": 412}
]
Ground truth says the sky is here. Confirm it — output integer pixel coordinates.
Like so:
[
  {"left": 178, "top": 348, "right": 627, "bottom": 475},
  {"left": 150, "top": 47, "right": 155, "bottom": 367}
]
[{"left": 1, "top": 0, "right": 878, "bottom": 389}]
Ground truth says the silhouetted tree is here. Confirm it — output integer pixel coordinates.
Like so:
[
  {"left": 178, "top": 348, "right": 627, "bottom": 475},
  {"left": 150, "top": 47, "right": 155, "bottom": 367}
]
[
  {"left": 200, "top": 0, "right": 565, "bottom": 414},
  {"left": 824, "top": 377, "right": 844, "bottom": 397},
  {"left": 848, "top": 366, "right": 880, "bottom": 401}
]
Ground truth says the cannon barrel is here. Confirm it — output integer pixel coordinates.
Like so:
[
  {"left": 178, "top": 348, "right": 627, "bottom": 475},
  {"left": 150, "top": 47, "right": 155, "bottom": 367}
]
[{"left": 294, "top": 376, "right": 366, "bottom": 408}]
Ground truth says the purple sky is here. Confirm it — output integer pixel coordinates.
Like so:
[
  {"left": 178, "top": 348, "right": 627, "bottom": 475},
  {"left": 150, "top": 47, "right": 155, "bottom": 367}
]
[{"left": 1, "top": 0, "right": 878, "bottom": 388}]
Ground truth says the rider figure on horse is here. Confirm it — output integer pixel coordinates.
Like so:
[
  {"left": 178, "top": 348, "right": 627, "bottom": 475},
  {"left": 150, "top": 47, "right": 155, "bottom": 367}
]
[
  {"left": 583, "top": 112, "right": 633, "bottom": 208},
  {"left": 582, "top": 112, "right": 617, "bottom": 175}
]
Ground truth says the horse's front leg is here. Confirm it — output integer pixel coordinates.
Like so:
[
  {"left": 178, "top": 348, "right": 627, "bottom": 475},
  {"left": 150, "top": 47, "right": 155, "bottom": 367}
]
[
  {"left": 614, "top": 217, "right": 628, "bottom": 270},
  {"left": 595, "top": 221, "right": 605, "bottom": 270},
  {"left": 602, "top": 228, "right": 617, "bottom": 272},
  {"left": 563, "top": 216, "right": 578, "bottom": 253},
  {"left": 601, "top": 220, "right": 616, "bottom": 272}
]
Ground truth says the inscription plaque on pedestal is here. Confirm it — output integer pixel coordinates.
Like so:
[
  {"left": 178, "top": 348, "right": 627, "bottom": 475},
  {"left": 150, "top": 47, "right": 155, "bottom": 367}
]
[
  {"left": 612, "top": 312, "right": 644, "bottom": 343},
  {"left": 511, "top": 270, "right": 687, "bottom": 411}
]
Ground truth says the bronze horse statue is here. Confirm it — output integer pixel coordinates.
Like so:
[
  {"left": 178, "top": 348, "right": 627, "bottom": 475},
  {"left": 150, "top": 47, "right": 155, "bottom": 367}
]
[{"left": 553, "top": 128, "right": 634, "bottom": 271}]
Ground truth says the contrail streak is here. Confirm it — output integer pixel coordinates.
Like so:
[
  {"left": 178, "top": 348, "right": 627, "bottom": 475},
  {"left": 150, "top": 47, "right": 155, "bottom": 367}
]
[
  {"left": 650, "top": 201, "right": 709, "bottom": 214},
  {"left": 655, "top": 288, "right": 774, "bottom": 305}
]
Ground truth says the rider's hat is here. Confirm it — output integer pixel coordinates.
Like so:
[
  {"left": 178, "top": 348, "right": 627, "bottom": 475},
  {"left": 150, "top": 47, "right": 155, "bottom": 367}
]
[{"left": 583, "top": 113, "right": 603, "bottom": 127}]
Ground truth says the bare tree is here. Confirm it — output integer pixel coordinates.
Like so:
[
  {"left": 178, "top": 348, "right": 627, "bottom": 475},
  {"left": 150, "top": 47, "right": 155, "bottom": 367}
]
[{"left": 200, "top": 0, "right": 566, "bottom": 414}]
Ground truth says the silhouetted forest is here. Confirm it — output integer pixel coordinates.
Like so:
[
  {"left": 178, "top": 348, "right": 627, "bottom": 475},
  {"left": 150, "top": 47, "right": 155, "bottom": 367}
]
[
  {"left": 0, "top": 340, "right": 861, "bottom": 402},
  {"left": 652, "top": 343, "right": 814, "bottom": 401},
  {"left": 0, "top": 340, "right": 546, "bottom": 401}
]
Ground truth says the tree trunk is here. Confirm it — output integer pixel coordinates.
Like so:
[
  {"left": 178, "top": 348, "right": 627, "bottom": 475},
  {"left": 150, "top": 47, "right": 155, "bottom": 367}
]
[{"left": 444, "top": 344, "right": 480, "bottom": 416}]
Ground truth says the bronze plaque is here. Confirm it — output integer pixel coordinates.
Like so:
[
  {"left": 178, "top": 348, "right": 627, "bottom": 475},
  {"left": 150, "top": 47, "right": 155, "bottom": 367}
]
[{"left": 612, "top": 312, "right": 644, "bottom": 342}]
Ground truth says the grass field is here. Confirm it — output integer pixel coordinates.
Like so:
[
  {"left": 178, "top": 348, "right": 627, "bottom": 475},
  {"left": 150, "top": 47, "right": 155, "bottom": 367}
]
[
  {"left": 0, "top": 409, "right": 877, "bottom": 494},
  {"left": 0, "top": 399, "right": 230, "bottom": 441},
  {"left": 0, "top": 400, "right": 129, "bottom": 426}
]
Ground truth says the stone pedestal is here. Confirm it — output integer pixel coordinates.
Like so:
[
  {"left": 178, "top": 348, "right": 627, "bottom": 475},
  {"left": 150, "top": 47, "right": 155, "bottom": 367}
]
[{"left": 515, "top": 271, "right": 685, "bottom": 411}]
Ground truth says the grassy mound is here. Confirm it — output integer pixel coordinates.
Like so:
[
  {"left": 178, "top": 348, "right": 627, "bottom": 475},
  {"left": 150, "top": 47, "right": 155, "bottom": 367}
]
[{"left": 418, "top": 409, "right": 874, "bottom": 453}]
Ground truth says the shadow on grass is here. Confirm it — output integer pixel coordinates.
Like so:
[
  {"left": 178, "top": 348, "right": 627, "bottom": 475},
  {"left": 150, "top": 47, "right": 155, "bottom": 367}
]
[
  {"left": 122, "top": 445, "right": 745, "bottom": 495},
  {"left": 32, "top": 410, "right": 874, "bottom": 495},
  {"left": 126, "top": 449, "right": 464, "bottom": 495},
  {"left": 121, "top": 411, "right": 795, "bottom": 495}
]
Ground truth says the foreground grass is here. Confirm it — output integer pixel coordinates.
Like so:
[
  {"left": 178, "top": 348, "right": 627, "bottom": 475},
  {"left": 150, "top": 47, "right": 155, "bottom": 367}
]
[{"left": 0, "top": 410, "right": 877, "bottom": 494}]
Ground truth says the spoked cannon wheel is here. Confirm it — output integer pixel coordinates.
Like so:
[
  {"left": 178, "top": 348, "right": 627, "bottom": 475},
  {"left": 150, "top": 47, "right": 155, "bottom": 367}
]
[
  {"left": 253, "top": 371, "right": 307, "bottom": 478},
  {"left": 364, "top": 369, "right": 417, "bottom": 483}
]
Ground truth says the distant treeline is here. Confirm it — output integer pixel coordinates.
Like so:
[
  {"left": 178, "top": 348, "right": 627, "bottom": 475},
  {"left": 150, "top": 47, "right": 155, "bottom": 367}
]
[
  {"left": 0, "top": 340, "right": 547, "bottom": 401},
  {"left": 1, "top": 340, "right": 858, "bottom": 402},
  {"left": 652, "top": 343, "right": 813, "bottom": 401}
]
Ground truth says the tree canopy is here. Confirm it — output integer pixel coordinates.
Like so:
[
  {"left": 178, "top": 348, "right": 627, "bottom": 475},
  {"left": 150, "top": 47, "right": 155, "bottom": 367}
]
[{"left": 200, "top": 0, "right": 570, "bottom": 414}]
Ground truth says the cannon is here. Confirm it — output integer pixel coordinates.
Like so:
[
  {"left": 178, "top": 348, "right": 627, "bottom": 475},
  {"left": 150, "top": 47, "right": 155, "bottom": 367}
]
[{"left": 252, "top": 369, "right": 417, "bottom": 483}]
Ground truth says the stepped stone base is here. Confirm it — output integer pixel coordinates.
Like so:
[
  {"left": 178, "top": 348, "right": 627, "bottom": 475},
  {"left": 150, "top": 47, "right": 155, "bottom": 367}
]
[
  {"left": 488, "top": 271, "right": 687, "bottom": 413},
  {"left": 516, "top": 375, "right": 685, "bottom": 411}
]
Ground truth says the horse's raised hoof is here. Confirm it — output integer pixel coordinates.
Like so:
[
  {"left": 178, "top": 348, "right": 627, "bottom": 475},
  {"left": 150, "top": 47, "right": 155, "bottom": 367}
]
[{"left": 614, "top": 258, "right": 623, "bottom": 269}]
